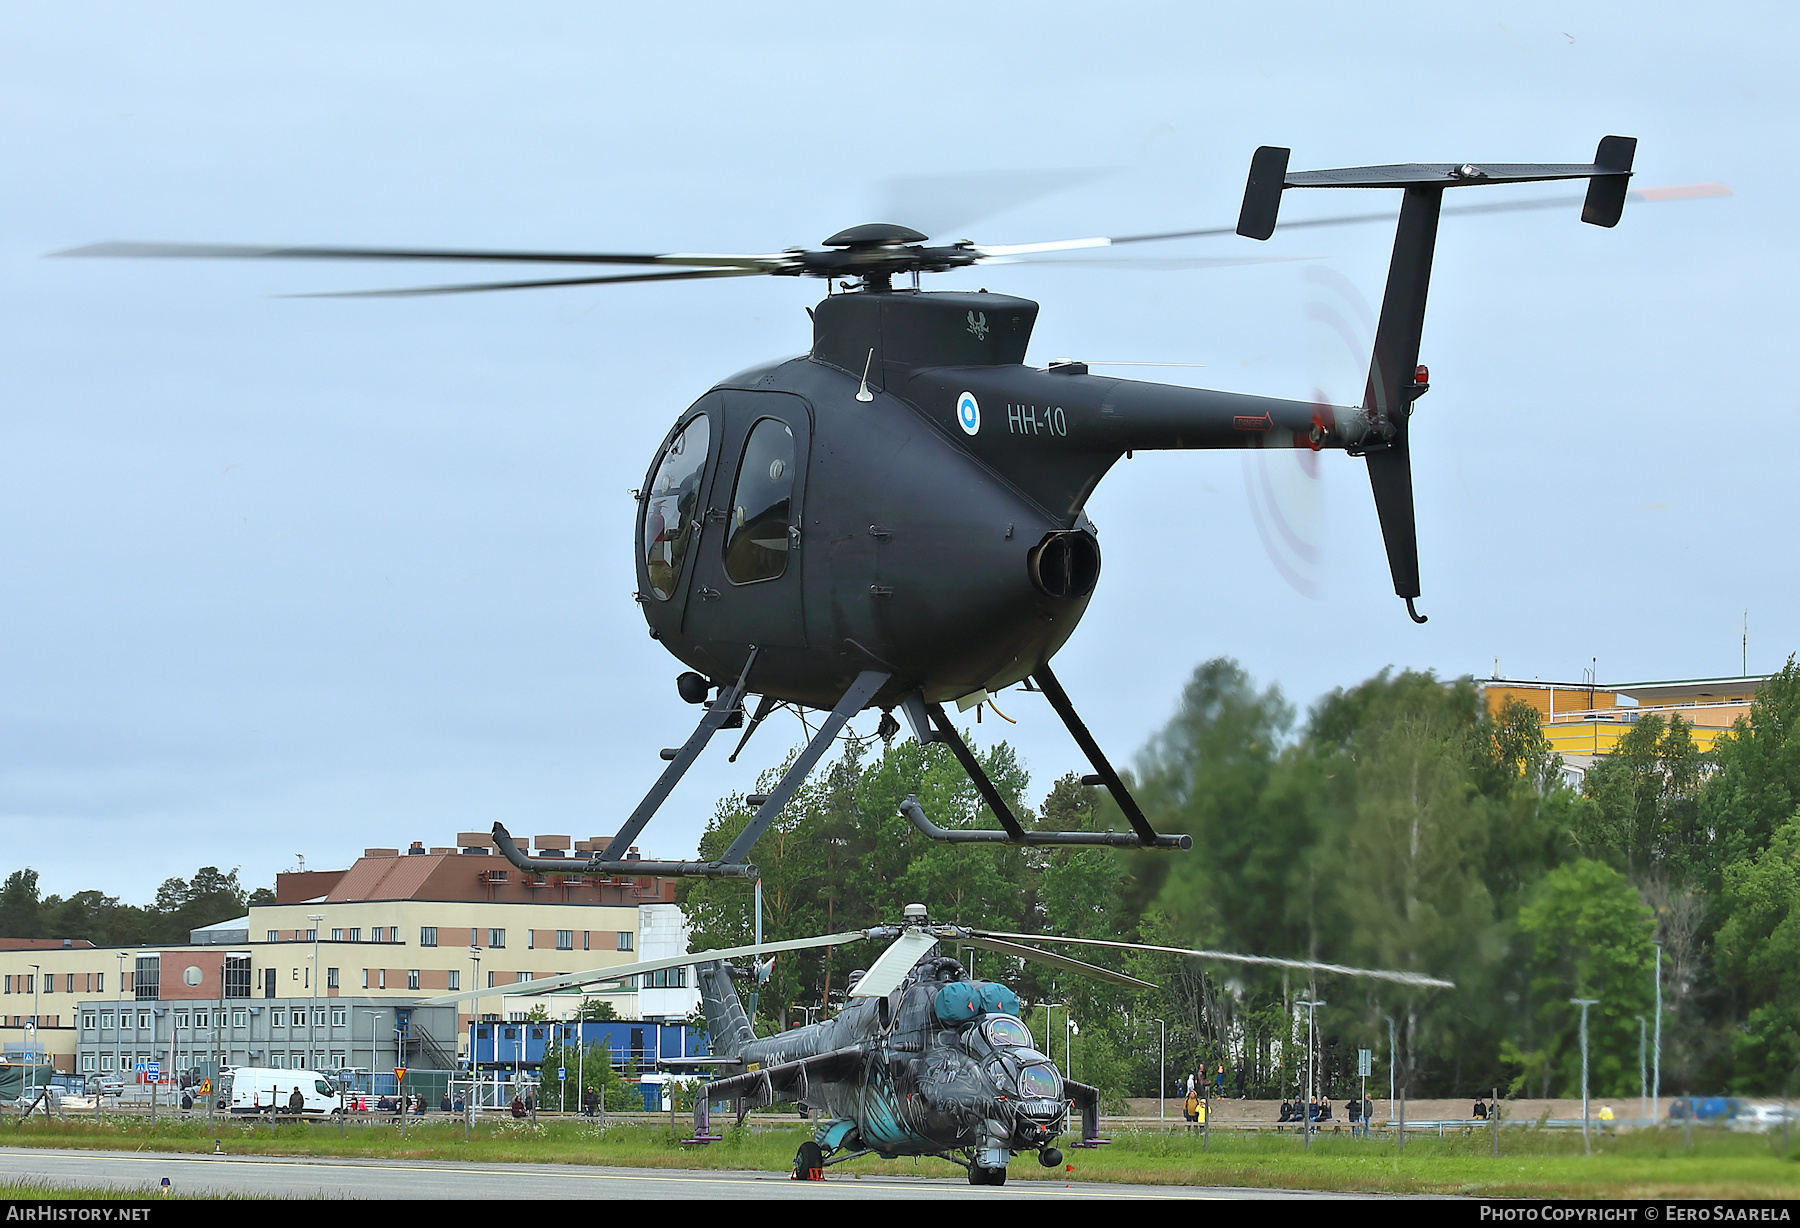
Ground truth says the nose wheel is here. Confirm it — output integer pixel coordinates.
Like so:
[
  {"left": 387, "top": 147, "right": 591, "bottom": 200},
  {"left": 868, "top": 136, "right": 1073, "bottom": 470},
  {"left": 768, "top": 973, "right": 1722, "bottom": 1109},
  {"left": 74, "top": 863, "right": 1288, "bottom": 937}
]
[
  {"left": 967, "top": 1163, "right": 1007, "bottom": 1186},
  {"left": 793, "top": 1140, "right": 825, "bottom": 1181}
]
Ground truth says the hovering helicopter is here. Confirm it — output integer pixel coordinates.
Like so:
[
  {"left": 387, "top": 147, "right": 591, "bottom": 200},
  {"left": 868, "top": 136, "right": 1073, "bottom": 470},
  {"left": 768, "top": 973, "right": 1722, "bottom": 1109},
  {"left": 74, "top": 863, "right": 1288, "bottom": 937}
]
[
  {"left": 421, "top": 902, "right": 1454, "bottom": 1184},
  {"left": 62, "top": 137, "right": 1639, "bottom": 878}
]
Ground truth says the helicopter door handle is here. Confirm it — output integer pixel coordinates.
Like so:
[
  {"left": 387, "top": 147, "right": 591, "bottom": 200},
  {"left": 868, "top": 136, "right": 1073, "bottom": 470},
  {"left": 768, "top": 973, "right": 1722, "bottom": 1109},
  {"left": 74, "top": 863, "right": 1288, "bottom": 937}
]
[
  {"left": 705, "top": 507, "right": 729, "bottom": 523},
  {"left": 698, "top": 586, "right": 721, "bottom": 600},
  {"left": 788, "top": 525, "right": 801, "bottom": 547},
  {"left": 868, "top": 525, "right": 891, "bottom": 540}
]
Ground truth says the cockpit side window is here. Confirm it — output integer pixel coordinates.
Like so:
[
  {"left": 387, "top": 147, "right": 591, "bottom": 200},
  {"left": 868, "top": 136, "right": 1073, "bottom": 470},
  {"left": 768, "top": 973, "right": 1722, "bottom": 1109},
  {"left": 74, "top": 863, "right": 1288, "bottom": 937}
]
[
  {"left": 642, "top": 416, "right": 711, "bottom": 600},
  {"left": 1017, "top": 1064, "right": 1061, "bottom": 1100},
  {"left": 724, "top": 418, "right": 796, "bottom": 584},
  {"left": 983, "top": 1016, "right": 1033, "bottom": 1048}
]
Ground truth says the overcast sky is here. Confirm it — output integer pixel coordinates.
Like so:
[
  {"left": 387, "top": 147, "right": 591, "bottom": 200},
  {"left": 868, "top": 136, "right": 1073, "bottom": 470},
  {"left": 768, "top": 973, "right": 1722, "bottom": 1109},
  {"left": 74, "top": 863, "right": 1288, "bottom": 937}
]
[{"left": 2, "top": 3, "right": 1792, "bottom": 903}]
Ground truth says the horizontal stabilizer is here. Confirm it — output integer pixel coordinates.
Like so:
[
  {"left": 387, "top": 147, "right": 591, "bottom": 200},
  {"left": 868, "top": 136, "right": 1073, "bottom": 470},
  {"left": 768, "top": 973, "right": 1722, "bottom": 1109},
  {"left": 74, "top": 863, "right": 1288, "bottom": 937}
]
[{"left": 1238, "top": 136, "right": 1638, "bottom": 238}]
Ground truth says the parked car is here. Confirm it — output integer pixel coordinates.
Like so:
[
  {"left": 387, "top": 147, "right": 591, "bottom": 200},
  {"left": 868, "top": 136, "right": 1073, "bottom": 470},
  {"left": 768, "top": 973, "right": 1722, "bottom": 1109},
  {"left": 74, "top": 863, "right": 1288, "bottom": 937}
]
[{"left": 1728, "top": 1102, "right": 1799, "bottom": 1132}]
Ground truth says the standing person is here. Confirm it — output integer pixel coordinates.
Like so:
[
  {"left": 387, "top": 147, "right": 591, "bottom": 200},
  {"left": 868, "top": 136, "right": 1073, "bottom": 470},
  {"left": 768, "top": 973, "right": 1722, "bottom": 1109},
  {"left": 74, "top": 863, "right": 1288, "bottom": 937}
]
[
  {"left": 1183, "top": 1084, "right": 1199, "bottom": 1128},
  {"left": 1215, "top": 1064, "right": 1225, "bottom": 1097},
  {"left": 288, "top": 1085, "right": 304, "bottom": 1119},
  {"left": 583, "top": 1085, "right": 598, "bottom": 1117}
]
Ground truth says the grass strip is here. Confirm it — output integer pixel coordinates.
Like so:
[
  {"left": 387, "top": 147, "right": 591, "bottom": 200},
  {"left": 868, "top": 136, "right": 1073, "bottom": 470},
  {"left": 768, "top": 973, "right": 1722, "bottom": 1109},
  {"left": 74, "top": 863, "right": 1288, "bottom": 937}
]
[{"left": 3, "top": 1115, "right": 1796, "bottom": 1198}]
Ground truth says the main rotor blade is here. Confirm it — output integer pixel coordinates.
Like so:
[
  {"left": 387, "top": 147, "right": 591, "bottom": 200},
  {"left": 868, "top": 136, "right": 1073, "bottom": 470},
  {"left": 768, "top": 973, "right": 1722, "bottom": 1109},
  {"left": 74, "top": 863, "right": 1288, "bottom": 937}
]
[
  {"left": 415, "top": 929, "right": 868, "bottom": 1007},
  {"left": 972, "top": 930, "right": 1454, "bottom": 989},
  {"left": 849, "top": 930, "right": 940, "bottom": 999},
  {"left": 960, "top": 933, "right": 1155, "bottom": 991},
  {"left": 51, "top": 240, "right": 790, "bottom": 271},
  {"left": 973, "top": 182, "right": 1730, "bottom": 256},
  {"left": 290, "top": 266, "right": 767, "bottom": 298}
]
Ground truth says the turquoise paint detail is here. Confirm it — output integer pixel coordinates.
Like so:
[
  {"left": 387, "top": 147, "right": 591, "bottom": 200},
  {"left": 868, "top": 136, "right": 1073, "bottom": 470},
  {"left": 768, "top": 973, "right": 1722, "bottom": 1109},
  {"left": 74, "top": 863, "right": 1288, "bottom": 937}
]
[{"left": 817, "top": 1118, "right": 857, "bottom": 1152}]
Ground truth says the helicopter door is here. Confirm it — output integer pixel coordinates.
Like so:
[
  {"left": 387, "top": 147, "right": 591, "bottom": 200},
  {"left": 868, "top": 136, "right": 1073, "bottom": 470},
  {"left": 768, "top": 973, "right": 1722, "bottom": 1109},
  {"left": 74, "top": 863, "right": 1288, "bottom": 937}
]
[{"left": 681, "top": 391, "right": 812, "bottom": 650}]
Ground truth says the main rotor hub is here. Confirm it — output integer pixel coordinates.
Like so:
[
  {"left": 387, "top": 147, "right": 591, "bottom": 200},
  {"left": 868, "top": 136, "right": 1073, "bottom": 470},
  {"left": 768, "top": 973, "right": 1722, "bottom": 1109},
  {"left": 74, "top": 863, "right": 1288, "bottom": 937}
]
[{"left": 821, "top": 223, "right": 930, "bottom": 249}]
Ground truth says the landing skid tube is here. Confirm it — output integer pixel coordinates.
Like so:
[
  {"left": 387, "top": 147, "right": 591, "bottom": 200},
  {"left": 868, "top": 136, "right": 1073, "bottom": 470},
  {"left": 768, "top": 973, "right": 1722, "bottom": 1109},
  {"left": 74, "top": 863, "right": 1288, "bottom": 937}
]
[
  {"left": 489, "top": 656, "right": 892, "bottom": 879},
  {"left": 898, "top": 664, "right": 1189, "bottom": 850}
]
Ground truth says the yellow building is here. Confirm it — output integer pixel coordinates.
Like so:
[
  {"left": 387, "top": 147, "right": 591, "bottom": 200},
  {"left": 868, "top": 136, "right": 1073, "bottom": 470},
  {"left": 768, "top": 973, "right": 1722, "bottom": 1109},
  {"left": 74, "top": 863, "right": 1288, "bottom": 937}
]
[{"left": 1480, "top": 673, "right": 1767, "bottom": 780}]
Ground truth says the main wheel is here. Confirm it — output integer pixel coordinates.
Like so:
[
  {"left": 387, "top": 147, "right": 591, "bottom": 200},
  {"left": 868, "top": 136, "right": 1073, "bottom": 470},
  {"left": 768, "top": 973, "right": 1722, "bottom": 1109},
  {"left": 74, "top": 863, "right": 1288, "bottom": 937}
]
[
  {"left": 966, "top": 1164, "right": 989, "bottom": 1186},
  {"left": 793, "top": 1140, "right": 824, "bottom": 1181}
]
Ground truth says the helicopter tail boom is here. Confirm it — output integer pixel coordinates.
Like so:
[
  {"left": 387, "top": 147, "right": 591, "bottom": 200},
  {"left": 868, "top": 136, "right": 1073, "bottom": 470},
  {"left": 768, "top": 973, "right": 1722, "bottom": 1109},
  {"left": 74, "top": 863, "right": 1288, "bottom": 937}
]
[{"left": 1237, "top": 137, "right": 1636, "bottom": 618}]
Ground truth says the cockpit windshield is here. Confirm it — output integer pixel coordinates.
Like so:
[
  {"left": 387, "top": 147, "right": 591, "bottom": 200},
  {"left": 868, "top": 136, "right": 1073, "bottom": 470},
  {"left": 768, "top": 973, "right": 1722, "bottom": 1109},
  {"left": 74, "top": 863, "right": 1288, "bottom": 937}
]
[
  {"left": 1018, "top": 1064, "right": 1061, "bottom": 1100},
  {"left": 983, "top": 1016, "right": 1033, "bottom": 1048}
]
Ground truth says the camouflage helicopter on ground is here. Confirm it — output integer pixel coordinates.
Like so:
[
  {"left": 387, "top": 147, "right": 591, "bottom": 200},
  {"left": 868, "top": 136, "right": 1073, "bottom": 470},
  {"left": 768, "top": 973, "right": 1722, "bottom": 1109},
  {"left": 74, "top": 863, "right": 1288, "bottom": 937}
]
[{"left": 423, "top": 897, "right": 1453, "bottom": 1184}]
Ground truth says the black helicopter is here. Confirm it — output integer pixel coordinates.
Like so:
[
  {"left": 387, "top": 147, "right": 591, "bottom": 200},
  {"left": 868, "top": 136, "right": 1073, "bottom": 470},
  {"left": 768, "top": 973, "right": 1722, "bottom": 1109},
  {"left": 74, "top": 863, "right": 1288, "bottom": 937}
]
[
  {"left": 63, "top": 138, "right": 1637, "bottom": 878},
  {"left": 422, "top": 902, "right": 1454, "bottom": 1184}
]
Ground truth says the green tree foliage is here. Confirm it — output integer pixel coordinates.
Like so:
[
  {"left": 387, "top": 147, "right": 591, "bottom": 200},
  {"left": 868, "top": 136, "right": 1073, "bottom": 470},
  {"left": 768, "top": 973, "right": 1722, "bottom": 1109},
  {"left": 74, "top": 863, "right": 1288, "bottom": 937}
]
[
  {"left": 1714, "top": 811, "right": 1800, "bottom": 1091},
  {"left": 1505, "top": 859, "right": 1655, "bottom": 1098},
  {"left": 1578, "top": 713, "right": 1707, "bottom": 879},
  {"left": 1700, "top": 656, "right": 1800, "bottom": 889},
  {"left": 0, "top": 866, "right": 270, "bottom": 944}
]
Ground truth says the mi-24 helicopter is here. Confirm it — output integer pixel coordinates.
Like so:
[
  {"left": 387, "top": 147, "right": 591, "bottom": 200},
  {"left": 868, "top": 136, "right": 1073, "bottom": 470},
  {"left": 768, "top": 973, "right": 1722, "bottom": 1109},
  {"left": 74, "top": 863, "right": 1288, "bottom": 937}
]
[
  {"left": 422, "top": 902, "right": 1455, "bottom": 1184},
  {"left": 64, "top": 138, "right": 1647, "bottom": 878}
]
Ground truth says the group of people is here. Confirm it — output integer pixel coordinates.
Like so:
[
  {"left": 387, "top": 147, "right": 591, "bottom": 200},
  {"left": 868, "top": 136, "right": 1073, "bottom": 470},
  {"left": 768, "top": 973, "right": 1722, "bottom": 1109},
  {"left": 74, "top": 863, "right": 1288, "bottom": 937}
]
[{"left": 1277, "top": 1096, "right": 1333, "bottom": 1123}]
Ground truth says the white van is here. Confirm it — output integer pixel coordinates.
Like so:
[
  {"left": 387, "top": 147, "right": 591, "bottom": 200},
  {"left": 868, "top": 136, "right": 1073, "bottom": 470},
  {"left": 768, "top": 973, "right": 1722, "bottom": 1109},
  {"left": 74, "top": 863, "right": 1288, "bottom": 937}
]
[{"left": 218, "top": 1067, "right": 341, "bottom": 1116}]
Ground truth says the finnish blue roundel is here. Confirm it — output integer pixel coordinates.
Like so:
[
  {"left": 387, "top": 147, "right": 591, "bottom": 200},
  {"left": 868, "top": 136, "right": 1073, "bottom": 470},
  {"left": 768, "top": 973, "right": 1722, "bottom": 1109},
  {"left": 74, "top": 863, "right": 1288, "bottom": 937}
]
[{"left": 956, "top": 391, "right": 981, "bottom": 436}]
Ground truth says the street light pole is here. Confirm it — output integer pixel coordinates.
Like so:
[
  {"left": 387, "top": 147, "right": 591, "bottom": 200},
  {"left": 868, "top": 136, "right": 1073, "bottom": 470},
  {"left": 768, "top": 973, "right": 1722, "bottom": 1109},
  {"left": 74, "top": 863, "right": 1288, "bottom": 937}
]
[
  {"left": 1298, "top": 998, "right": 1326, "bottom": 1151},
  {"left": 1571, "top": 997, "right": 1599, "bottom": 1155},
  {"left": 470, "top": 946, "right": 482, "bottom": 1107},
  {"left": 306, "top": 913, "right": 326, "bottom": 1068},
  {"left": 115, "top": 952, "right": 127, "bottom": 1090},
  {"left": 1148, "top": 1018, "right": 1166, "bottom": 1120},
  {"left": 360, "top": 1011, "right": 380, "bottom": 1102},
  {"left": 1651, "top": 941, "right": 1663, "bottom": 1123},
  {"left": 27, "top": 964, "right": 40, "bottom": 1107},
  {"left": 1635, "top": 1015, "right": 1648, "bottom": 1125}
]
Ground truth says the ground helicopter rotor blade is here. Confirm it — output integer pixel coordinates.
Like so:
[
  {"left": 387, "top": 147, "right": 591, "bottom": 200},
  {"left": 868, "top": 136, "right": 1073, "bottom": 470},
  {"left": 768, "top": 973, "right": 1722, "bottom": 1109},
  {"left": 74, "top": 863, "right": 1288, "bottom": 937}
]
[
  {"left": 972, "top": 930, "right": 1455, "bottom": 989},
  {"left": 51, "top": 240, "right": 790, "bottom": 271},
  {"left": 289, "top": 266, "right": 768, "bottom": 298},
  {"left": 984, "top": 254, "right": 1316, "bottom": 271},
  {"left": 959, "top": 934, "right": 1155, "bottom": 991},
  {"left": 414, "top": 929, "right": 868, "bottom": 1007}
]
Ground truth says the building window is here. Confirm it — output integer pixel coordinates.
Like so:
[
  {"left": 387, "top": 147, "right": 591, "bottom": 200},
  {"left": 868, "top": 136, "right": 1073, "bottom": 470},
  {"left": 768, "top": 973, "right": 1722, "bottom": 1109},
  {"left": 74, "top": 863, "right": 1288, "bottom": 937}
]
[
  {"left": 305, "top": 929, "right": 316, "bottom": 942},
  {"left": 378, "top": 970, "right": 386, "bottom": 990},
  {"left": 420, "top": 927, "right": 437, "bottom": 948},
  {"left": 82, "top": 1053, "right": 95, "bottom": 1072},
  {"left": 331, "top": 929, "right": 343, "bottom": 942},
  {"left": 447, "top": 971, "right": 459, "bottom": 991},
  {"left": 329, "top": 1051, "right": 345, "bottom": 1067},
  {"left": 556, "top": 930, "right": 573, "bottom": 951},
  {"left": 583, "top": 931, "right": 590, "bottom": 951},
  {"left": 348, "top": 929, "right": 361, "bottom": 943},
  {"left": 224, "top": 956, "right": 252, "bottom": 1000},
  {"left": 327, "top": 968, "right": 339, "bottom": 990},
  {"left": 362, "top": 970, "right": 369, "bottom": 989},
  {"left": 617, "top": 932, "right": 633, "bottom": 952},
  {"left": 331, "top": 1008, "right": 346, "bottom": 1028},
  {"left": 134, "top": 955, "right": 160, "bottom": 1002},
  {"left": 489, "top": 929, "right": 505, "bottom": 949},
  {"left": 267, "top": 931, "right": 279, "bottom": 942},
  {"left": 527, "top": 930, "right": 535, "bottom": 950},
  {"left": 269, "top": 1010, "right": 283, "bottom": 1028},
  {"left": 516, "top": 972, "right": 530, "bottom": 984},
  {"left": 174, "top": 1011, "right": 190, "bottom": 1029},
  {"left": 100, "top": 1054, "right": 114, "bottom": 1072},
  {"left": 231, "top": 1010, "right": 248, "bottom": 1029},
  {"left": 407, "top": 970, "right": 419, "bottom": 991},
  {"left": 138, "top": 1011, "right": 152, "bottom": 1030},
  {"left": 83, "top": 1012, "right": 97, "bottom": 1031},
  {"left": 487, "top": 972, "right": 496, "bottom": 988}
]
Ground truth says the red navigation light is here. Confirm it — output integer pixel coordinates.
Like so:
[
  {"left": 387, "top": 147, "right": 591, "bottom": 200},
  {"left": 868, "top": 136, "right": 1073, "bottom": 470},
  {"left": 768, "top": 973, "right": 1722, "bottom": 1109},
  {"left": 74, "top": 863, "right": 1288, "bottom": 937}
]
[{"left": 1413, "top": 364, "right": 1429, "bottom": 384}]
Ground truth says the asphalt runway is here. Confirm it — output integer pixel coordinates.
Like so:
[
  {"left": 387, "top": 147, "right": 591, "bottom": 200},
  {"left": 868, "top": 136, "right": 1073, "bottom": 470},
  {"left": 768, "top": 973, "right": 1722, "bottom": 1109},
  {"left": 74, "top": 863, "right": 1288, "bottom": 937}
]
[{"left": 0, "top": 1148, "right": 1369, "bottom": 1200}]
